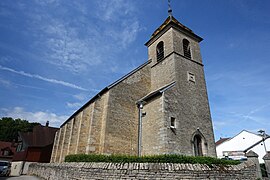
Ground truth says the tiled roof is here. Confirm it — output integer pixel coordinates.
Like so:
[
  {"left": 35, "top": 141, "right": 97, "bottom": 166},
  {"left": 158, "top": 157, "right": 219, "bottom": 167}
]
[
  {"left": 0, "top": 141, "right": 17, "bottom": 155},
  {"left": 215, "top": 138, "right": 230, "bottom": 146},
  {"left": 137, "top": 81, "right": 175, "bottom": 104},
  {"left": 263, "top": 151, "right": 270, "bottom": 160},
  {"left": 151, "top": 16, "right": 194, "bottom": 39},
  {"left": 145, "top": 16, "right": 203, "bottom": 46}
]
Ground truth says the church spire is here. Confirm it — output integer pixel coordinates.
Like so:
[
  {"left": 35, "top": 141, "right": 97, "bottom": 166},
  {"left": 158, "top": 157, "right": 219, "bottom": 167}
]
[{"left": 168, "top": 0, "right": 173, "bottom": 19}]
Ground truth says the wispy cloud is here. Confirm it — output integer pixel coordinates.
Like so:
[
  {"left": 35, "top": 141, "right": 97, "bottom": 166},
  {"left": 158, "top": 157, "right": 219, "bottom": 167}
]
[
  {"left": 210, "top": 71, "right": 270, "bottom": 137},
  {"left": 246, "top": 103, "right": 270, "bottom": 116},
  {"left": 0, "top": 56, "right": 13, "bottom": 63},
  {"left": 213, "top": 121, "right": 227, "bottom": 130},
  {"left": 34, "top": 0, "right": 60, "bottom": 6},
  {"left": 0, "top": 78, "right": 11, "bottom": 88},
  {"left": 0, "top": 107, "right": 67, "bottom": 127},
  {"left": 18, "top": 0, "right": 142, "bottom": 74},
  {"left": 0, "top": 65, "right": 87, "bottom": 91},
  {"left": 66, "top": 102, "right": 82, "bottom": 109},
  {"left": 73, "top": 93, "right": 87, "bottom": 101},
  {"left": 38, "top": 19, "right": 102, "bottom": 73},
  {"left": 96, "top": 0, "right": 136, "bottom": 22}
]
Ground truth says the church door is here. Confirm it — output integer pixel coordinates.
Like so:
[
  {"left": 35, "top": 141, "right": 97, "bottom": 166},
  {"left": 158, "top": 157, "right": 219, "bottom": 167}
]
[{"left": 194, "top": 135, "right": 203, "bottom": 156}]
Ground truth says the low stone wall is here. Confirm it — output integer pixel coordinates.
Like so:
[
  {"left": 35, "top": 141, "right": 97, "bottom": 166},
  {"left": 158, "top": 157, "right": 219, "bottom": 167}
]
[
  {"left": 11, "top": 161, "right": 24, "bottom": 176},
  {"left": 28, "top": 161, "right": 258, "bottom": 180}
]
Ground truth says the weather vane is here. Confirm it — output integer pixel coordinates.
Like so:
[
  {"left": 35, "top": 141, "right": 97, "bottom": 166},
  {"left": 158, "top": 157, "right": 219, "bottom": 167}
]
[{"left": 168, "top": 0, "right": 173, "bottom": 18}]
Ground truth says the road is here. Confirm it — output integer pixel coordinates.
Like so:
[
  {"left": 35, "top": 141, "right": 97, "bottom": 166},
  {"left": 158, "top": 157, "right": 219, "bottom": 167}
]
[{"left": 0, "top": 175, "right": 41, "bottom": 180}]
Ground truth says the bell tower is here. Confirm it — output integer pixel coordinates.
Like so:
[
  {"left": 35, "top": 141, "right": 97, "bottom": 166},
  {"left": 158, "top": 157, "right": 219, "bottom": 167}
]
[{"left": 141, "top": 8, "right": 216, "bottom": 157}]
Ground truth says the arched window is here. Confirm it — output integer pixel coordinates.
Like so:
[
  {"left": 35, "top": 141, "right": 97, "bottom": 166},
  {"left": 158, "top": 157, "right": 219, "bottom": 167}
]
[
  {"left": 183, "top": 39, "right": 191, "bottom": 59},
  {"left": 156, "top": 41, "right": 164, "bottom": 61},
  {"left": 193, "top": 134, "right": 203, "bottom": 156}
]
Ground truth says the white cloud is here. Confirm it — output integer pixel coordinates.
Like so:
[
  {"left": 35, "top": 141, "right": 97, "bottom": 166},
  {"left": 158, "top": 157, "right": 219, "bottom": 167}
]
[
  {"left": 246, "top": 103, "right": 270, "bottom": 116},
  {"left": 0, "top": 107, "right": 68, "bottom": 127},
  {"left": 34, "top": 0, "right": 60, "bottom": 6},
  {"left": 213, "top": 121, "right": 227, "bottom": 130},
  {"left": 0, "top": 65, "right": 87, "bottom": 91},
  {"left": 66, "top": 102, "right": 82, "bottom": 109},
  {"left": 97, "top": 0, "right": 135, "bottom": 22},
  {"left": 73, "top": 93, "right": 87, "bottom": 101},
  {"left": 121, "top": 21, "right": 140, "bottom": 48},
  {"left": 106, "top": 20, "right": 140, "bottom": 48},
  {"left": 19, "top": 0, "right": 141, "bottom": 74},
  {"left": 0, "top": 78, "right": 11, "bottom": 88},
  {"left": 39, "top": 19, "right": 102, "bottom": 73}
]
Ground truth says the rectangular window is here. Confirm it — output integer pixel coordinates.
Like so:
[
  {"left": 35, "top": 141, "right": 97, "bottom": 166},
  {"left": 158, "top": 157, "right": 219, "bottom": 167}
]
[
  {"left": 3, "top": 150, "right": 9, "bottom": 156},
  {"left": 187, "top": 72, "right": 195, "bottom": 83},
  {"left": 16, "top": 142, "right": 22, "bottom": 152},
  {"left": 170, "top": 117, "right": 176, "bottom": 129}
]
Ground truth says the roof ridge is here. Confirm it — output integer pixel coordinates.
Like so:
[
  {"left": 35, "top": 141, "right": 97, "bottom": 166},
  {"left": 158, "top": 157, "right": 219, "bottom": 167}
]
[
  {"left": 137, "top": 81, "right": 176, "bottom": 104},
  {"left": 150, "top": 16, "right": 194, "bottom": 39},
  {"left": 61, "top": 60, "right": 151, "bottom": 128}
]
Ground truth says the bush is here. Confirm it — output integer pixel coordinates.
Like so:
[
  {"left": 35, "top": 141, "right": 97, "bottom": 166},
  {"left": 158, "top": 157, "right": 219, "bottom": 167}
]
[{"left": 65, "top": 154, "right": 240, "bottom": 166}]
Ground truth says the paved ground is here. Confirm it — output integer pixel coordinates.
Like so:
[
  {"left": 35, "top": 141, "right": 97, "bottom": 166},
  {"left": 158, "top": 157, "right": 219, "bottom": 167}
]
[{"left": 0, "top": 175, "right": 41, "bottom": 180}]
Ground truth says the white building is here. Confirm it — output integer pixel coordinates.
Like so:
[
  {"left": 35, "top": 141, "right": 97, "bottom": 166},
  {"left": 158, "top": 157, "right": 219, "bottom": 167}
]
[{"left": 216, "top": 130, "right": 270, "bottom": 163}]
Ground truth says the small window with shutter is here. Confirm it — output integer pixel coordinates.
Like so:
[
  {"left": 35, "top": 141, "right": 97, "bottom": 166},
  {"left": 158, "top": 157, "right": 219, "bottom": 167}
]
[
  {"left": 183, "top": 39, "right": 191, "bottom": 59},
  {"left": 156, "top": 41, "right": 164, "bottom": 61}
]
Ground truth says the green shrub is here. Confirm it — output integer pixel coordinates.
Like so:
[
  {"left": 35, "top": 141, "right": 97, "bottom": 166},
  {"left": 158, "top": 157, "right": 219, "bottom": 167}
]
[{"left": 65, "top": 154, "right": 240, "bottom": 166}]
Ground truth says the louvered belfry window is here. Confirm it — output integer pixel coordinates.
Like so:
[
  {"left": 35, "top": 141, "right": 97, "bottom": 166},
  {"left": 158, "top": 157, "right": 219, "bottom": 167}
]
[
  {"left": 183, "top": 39, "right": 191, "bottom": 59},
  {"left": 156, "top": 41, "right": 164, "bottom": 61}
]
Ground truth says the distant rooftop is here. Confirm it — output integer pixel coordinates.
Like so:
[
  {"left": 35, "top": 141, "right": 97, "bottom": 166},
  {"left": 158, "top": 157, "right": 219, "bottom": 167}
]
[
  {"left": 215, "top": 137, "right": 230, "bottom": 146},
  {"left": 19, "top": 125, "right": 59, "bottom": 147}
]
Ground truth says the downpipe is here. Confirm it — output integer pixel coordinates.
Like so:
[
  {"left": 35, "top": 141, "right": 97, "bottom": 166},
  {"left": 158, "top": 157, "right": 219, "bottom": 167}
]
[{"left": 138, "top": 103, "right": 143, "bottom": 157}]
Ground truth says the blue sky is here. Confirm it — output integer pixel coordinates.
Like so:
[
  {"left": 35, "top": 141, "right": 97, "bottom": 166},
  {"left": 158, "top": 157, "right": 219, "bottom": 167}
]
[{"left": 0, "top": 0, "right": 269, "bottom": 140}]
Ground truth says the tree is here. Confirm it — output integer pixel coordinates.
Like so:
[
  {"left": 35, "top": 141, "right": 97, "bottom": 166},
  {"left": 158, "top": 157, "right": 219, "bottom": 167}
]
[{"left": 0, "top": 117, "right": 40, "bottom": 142}]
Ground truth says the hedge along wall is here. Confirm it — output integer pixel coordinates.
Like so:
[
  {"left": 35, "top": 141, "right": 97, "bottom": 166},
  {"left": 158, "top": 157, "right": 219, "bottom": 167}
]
[{"left": 28, "top": 161, "right": 258, "bottom": 180}]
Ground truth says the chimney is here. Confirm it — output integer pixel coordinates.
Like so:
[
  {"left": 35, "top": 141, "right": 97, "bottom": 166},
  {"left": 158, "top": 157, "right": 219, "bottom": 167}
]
[{"left": 46, "top": 121, "right": 49, "bottom": 127}]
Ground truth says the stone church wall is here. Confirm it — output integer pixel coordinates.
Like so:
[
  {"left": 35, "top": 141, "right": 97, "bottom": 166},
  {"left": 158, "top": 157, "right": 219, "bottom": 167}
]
[
  {"left": 51, "top": 15, "right": 218, "bottom": 162},
  {"left": 28, "top": 161, "right": 257, "bottom": 180},
  {"left": 150, "top": 54, "right": 175, "bottom": 91},
  {"left": 104, "top": 64, "right": 151, "bottom": 155},
  {"left": 172, "top": 28, "right": 202, "bottom": 64},
  {"left": 142, "top": 95, "right": 165, "bottom": 155},
  {"left": 172, "top": 53, "right": 216, "bottom": 157},
  {"left": 51, "top": 92, "right": 110, "bottom": 162},
  {"left": 51, "top": 63, "right": 151, "bottom": 162},
  {"left": 148, "top": 29, "right": 176, "bottom": 91},
  {"left": 148, "top": 28, "right": 174, "bottom": 64}
]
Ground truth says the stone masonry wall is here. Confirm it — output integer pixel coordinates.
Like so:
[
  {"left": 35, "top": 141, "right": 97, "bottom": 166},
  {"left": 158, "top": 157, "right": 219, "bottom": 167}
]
[
  {"left": 173, "top": 52, "right": 216, "bottom": 157},
  {"left": 104, "top": 64, "right": 151, "bottom": 155},
  {"left": 148, "top": 28, "right": 174, "bottom": 65},
  {"left": 51, "top": 92, "right": 110, "bottom": 162},
  {"left": 142, "top": 95, "right": 165, "bottom": 155},
  {"left": 51, "top": 63, "right": 151, "bottom": 162},
  {"left": 28, "top": 161, "right": 257, "bottom": 180}
]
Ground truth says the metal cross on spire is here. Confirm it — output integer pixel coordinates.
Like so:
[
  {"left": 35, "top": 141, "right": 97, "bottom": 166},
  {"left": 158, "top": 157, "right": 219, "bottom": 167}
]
[{"left": 168, "top": 0, "right": 173, "bottom": 19}]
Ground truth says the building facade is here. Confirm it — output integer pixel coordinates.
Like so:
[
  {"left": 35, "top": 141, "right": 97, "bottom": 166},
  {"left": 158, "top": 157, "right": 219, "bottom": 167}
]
[
  {"left": 0, "top": 141, "right": 17, "bottom": 161},
  {"left": 216, "top": 130, "right": 270, "bottom": 163},
  {"left": 14, "top": 123, "right": 58, "bottom": 163},
  {"left": 51, "top": 15, "right": 216, "bottom": 163}
]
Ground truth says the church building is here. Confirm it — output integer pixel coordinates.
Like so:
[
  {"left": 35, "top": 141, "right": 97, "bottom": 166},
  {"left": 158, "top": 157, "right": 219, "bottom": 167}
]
[{"left": 50, "top": 13, "right": 217, "bottom": 163}]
